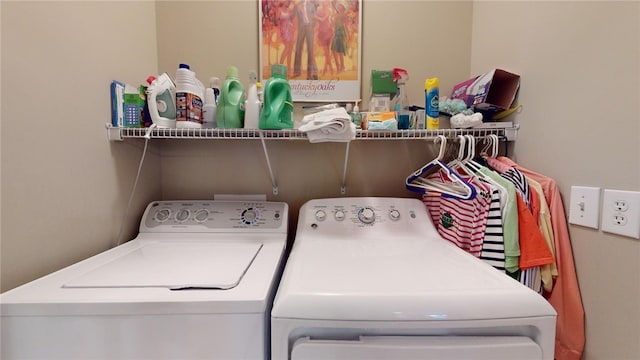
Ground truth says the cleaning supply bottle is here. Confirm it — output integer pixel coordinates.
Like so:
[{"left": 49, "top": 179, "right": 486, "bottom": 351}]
[
  {"left": 244, "top": 70, "right": 260, "bottom": 129},
  {"left": 210, "top": 77, "right": 221, "bottom": 103},
  {"left": 259, "top": 64, "right": 293, "bottom": 130},
  {"left": 351, "top": 100, "right": 362, "bottom": 129},
  {"left": 175, "top": 63, "right": 205, "bottom": 128},
  {"left": 203, "top": 86, "right": 217, "bottom": 129},
  {"left": 146, "top": 73, "right": 176, "bottom": 128},
  {"left": 425, "top": 77, "right": 440, "bottom": 129},
  {"left": 217, "top": 66, "right": 246, "bottom": 128}
]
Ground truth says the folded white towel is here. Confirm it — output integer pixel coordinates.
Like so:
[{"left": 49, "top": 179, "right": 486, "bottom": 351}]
[{"left": 298, "top": 107, "right": 356, "bottom": 143}]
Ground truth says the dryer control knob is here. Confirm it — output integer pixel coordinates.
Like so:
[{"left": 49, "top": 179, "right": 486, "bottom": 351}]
[
  {"left": 389, "top": 209, "right": 401, "bottom": 221},
  {"left": 334, "top": 210, "right": 346, "bottom": 221},
  {"left": 315, "top": 210, "right": 327, "bottom": 221},
  {"left": 358, "top": 207, "right": 376, "bottom": 224}
]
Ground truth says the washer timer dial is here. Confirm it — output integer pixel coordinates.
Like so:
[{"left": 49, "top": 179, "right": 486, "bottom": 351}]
[
  {"left": 242, "top": 208, "right": 260, "bottom": 225},
  {"left": 357, "top": 207, "right": 376, "bottom": 224}
]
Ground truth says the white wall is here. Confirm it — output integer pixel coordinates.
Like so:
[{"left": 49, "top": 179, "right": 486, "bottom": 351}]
[
  {"left": 1, "top": 1, "right": 162, "bottom": 291},
  {"left": 471, "top": 2, "right": 640, "bottom": 359}
]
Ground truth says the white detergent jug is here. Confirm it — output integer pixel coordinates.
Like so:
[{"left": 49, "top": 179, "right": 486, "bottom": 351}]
[{"left": 175, "top": 63, "right": 205, "bottom": 128}]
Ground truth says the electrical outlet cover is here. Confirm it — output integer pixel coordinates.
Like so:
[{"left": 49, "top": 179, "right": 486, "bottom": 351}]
[
  {"left": 601, "top": 189, "right": 640, "bottom": 239},
  {"left": 568, "top": 186, "right": 600, "bottom": 229}
]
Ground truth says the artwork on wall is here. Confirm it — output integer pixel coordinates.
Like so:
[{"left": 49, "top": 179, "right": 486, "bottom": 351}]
[{"left": 259, "top": 0, "right": 362, "bottom": 102}]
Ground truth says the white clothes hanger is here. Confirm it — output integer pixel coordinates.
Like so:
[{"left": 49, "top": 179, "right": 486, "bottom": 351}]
[
  {"left": 447, "top": 135, "right": 478, "bottom": 180},
  {"left": 406, "top": 135, "right": 477, "bottom": 200}
]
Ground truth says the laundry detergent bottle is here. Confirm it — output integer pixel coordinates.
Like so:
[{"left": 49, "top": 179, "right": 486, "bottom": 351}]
[
  {"left": 217, "top": 66, "right": 246, "bottom": 128},
  {"left": 146, "top": 73, "right": 176, "bottom": 128},
  {"left": 175, "top": 63, "right": 205, "bottom": 128},
  {"left": 259, "top": 64, "right": 293, "bottom": 130}
]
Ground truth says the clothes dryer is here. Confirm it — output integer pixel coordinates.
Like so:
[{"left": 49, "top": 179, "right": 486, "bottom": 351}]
[
  {"left": 1, "top": 200, "right": 288, "bottom": 360},
  {"left": 271, "top": 197, "right": 556, "bottom": 360}
]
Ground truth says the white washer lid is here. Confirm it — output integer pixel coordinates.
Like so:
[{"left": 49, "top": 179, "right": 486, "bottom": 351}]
[{"left": 64, "top": 241, "right": 262, "bottom": 290}]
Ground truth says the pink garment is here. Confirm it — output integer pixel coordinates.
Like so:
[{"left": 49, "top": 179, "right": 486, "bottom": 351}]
[{"left": 497, "top": 156, "right": 585, "bottom": 360}]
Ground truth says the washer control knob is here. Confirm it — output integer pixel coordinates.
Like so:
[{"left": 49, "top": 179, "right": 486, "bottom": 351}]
[
  {"left": 176, "top": 209, "right": 190, "bottom": 222},
  {"left": 334, "top": 210, "right": 346, "bottom": 221},
  {"left": 315, "top": 210, "right": 327, "bottom": 221},
  {"left": 358, "top": 207, "right": 376, "bottom": 224},
  {"left": 389, "top": 209, "right": 401, "bottom": 221},
  {"left": 194, "top": 209, "right": 209, "bottom": 223},
  {"left": 156, "top": 208, "right": 171, "bottom": 222}
]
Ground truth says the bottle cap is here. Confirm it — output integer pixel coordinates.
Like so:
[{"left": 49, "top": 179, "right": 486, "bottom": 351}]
[
  {"left": 210, "top": 77, "right": 220, "bottom": 88},
  {"left": 146, "top": 76, "right": 156, "bottom": 85},
  {"left": 179, "top": 63, "right": 190, "bottom": 69},
  {"left": 271, "top": 64, "right": 287, "bottom": 79},
  {"left": 226, "top": 66, "right": 239, "bottom": 79}
]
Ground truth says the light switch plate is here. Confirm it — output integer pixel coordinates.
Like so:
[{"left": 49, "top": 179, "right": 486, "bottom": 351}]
[
  {"left": 601, "top": 189, "right": 640, "bottom": 239},
  {"left": 568, "top": 186, "right": 601, "bottom": 229}
]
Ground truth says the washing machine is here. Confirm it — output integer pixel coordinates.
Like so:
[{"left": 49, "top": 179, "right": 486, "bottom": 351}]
[
  {"left": 271, "top": 197, "right": 557, "bottom": 360},
  {"left": 1, "top": 200, "right": 288, "bottom": 360}
]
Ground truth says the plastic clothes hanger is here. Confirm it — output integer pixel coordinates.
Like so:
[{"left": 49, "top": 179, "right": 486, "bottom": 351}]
[
  {"left": 447, "top": 135, "right": 479, "bottom": 180},
  {"left": 405, "top": 135, "right": 477, "bottom": 200},
  {"left": 463, "top": 135, "right": 487, "bottom": 172}
]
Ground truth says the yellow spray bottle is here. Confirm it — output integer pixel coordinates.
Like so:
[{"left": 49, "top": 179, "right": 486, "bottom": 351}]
[{"left": 425, "top": 77, "right": 439, "bottom": 129}]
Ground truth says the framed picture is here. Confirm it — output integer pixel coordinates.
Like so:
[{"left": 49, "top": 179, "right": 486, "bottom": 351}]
[{"left": 259, "top": 0, "right": 362, "bottom": 102}]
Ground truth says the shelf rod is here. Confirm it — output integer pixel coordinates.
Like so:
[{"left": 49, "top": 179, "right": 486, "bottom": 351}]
[
  {"left": 259, "top": 132, "right": 278, "bottom": 195},
  {"left": 340, "top": 141, "right": 351, "bottom": 195}
]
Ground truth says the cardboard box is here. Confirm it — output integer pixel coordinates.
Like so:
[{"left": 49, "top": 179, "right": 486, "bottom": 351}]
[{"left": 451, "top": 69, "right": 520, "bottom": 112}]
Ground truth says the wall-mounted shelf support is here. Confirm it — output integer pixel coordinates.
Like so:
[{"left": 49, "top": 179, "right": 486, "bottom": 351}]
[
  {"left": 259, "top": 132, "right": 279, "bottom": 195},
  {"left": 341, "top": 141, "right": 351, "bottom": 195}
]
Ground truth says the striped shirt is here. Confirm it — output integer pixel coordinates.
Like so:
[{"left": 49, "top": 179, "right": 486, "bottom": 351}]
[
  {"left": 480, "top": 187, "right": 506, "bottom": 271},
  {"left": 423, "top": 169, "right": 490, "bottom": 257}
]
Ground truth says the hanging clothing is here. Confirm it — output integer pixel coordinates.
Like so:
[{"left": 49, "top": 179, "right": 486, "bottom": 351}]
[
  {"left": 422, "top": 170, "right": 490, "bottom": 257},
  {"left": 479, "top": 186, "right": 506, "bottom": 271},
  {"left": 515, "top": 194, "right": 554, "bottom": 270},
  {"left": 496, "top": 156, "right": 585, "bottom": 360},
  {"left": 487, "top": 157, "right": 549, "bottom": 291},
  {"left": 478, "top": 167, "right": 521, "bottom": 273},
  {"left": 527, "top": 177, "right": 559, "bottom": 293}
]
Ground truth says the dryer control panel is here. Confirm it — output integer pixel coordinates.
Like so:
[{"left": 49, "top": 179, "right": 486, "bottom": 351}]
[
  {"left": 141, "top": 201, "right": 288, "bottom": 232},
  {"left": 299, "top": 197, "right": 432, "bottom": 234}
]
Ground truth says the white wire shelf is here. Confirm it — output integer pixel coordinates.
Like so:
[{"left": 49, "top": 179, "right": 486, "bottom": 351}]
[
  {"left": 105, "top": 124, "right": 518, "bottom": 142},
  {"left": 105, "top": 123, "right": 519, "bottom": 195}
]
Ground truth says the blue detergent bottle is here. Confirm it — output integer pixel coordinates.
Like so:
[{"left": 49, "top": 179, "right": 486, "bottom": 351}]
[
  {"left": 217, "top": 66, "right": 246, "bottom": 128},
  {"left": 259, "top": 64, "right": 293, "bottom": 130}
]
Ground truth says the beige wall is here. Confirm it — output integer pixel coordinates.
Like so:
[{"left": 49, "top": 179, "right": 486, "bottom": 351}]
[
  {"left": 1, "top": 1, "right": 162, "bottom": 291},
  {"left": 471, "top": 2, "right": 640, "bottom": 359},
  {"left": 1, "top": 1, "right": 639, "bottom": 359}
]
